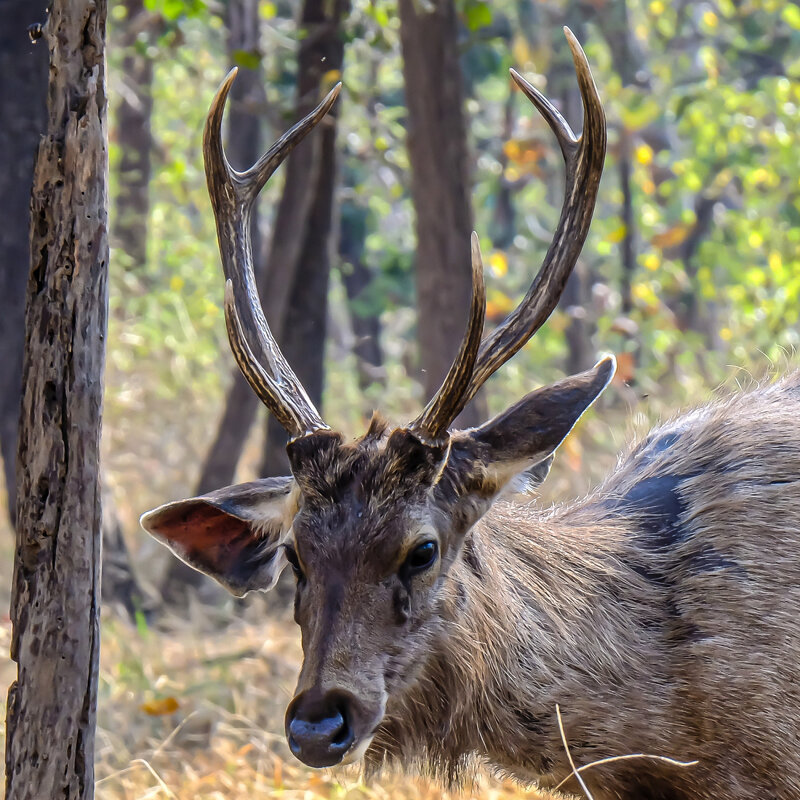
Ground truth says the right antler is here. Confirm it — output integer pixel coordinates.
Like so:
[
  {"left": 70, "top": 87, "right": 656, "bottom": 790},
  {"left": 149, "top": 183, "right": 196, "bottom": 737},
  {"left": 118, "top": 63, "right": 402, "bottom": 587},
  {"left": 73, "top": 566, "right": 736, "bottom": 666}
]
[
  {"left": 409, "top": 28, "right": 607, "bottom": 442},
  {"left": 203, "top": 69, "right": 340, "bottom": 438}
]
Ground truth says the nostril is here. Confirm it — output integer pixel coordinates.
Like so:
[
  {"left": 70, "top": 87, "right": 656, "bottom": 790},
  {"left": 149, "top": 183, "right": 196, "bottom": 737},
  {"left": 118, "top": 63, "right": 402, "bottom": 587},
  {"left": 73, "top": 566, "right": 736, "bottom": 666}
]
[
  {"left": 286, "top": 695, "right": 355, "bottom": 767},
  {"left": 330, "top": 708, "right": 351, "bottom": 747}
]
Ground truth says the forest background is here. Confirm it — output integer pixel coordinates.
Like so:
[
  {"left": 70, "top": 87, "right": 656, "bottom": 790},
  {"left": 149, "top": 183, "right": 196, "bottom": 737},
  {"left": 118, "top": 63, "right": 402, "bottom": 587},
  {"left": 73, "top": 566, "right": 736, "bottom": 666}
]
[{"left": 1, "top": 0, "right": 799, "bottom": 797}]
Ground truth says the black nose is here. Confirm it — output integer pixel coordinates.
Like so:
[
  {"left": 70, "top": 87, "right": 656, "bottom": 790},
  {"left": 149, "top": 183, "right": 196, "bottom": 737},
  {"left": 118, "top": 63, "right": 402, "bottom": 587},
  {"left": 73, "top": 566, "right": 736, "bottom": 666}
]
[{"left": 286, "top": 690, "right": 355, "bottom": 768}]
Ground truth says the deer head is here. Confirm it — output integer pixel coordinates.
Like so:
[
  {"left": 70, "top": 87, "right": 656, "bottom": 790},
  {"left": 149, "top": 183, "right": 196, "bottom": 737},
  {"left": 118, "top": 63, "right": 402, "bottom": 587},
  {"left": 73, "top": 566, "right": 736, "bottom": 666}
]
[{"left": 142, "top": 28, "right": 609, "bottom": 769}]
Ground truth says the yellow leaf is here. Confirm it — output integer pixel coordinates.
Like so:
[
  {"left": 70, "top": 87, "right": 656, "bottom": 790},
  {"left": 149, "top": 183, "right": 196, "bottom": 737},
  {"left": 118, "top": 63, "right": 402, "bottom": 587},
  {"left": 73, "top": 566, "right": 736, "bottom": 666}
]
[
  {"left": 769, "top": 251, "right": 782, "bottom": 274},
  {"left": 702, "top": 10, "right": 718, "bottom": 28},
  {"left": 748, "top": 231, "right": 764, "bottom": 249},
  {"left": 632, "top": 282, "right": 658, "bottom": 307},
  {"left": 169, "top": 276, "right": 185, "bottom": 292},
  {"left": 140, "top": 696, "right": 180, "bottom": 716},
  {"left": 486, "top": 291, "right": 515, "bottom": 320},
  {"left": 489, "top": 251, "right": 508, "bottom": 277},
  {"left": 511, "top": 33, "right": 531, "bottom": 68},
  {"left": 607, "top": 224, "right": 627, "bottom": 244},
  {"left": 635, "top": 143, "right": 653, "bottom": 165},
  {"left": 322, "top": 69, "right": 341, "bottom": 89},
  {"left": 502, "top": 140, "right": 521, "bottom": 161},
  {"left": 649, "top": 0, "right": 665, "bottom": 14},
  {"left": 652, "top": 224, "right": 689, "bottom": 249},
  {"left": 643, "top": 253, "right": 660, "bottom": 271},
  {"left": 719, "top": 327, "right": 733, "bottom": 341}
]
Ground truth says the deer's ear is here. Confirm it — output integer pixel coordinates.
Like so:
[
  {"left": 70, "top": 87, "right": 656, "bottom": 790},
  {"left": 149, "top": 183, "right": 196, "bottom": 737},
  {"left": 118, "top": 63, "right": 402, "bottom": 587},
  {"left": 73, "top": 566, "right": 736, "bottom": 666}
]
[
  {"left": 436, "top": 357, "right": 615, "bottom": 523},
  {"left": 141, "top": 477, "right": 298, "bottom": 597}
]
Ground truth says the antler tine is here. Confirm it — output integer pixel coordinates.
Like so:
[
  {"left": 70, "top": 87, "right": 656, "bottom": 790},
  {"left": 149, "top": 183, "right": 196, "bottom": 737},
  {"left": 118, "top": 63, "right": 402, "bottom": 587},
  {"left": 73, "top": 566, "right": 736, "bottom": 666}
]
[
  {"left": 460, "top": 28, "right": 606, "bottom": 406},
  {"left": 409, "top": 232, "right": 486, "bottom": 442},
  {"left": 223, "top": 281, "right": 314, "bottom": 434},
  {"left": 203, "top": 69, "right": 341, "bottom": 438}
]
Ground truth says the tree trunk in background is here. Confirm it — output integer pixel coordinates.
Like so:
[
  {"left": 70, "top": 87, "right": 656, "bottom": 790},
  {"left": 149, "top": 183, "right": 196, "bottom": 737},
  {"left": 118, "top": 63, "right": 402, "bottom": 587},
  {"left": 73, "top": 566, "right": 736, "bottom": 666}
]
[
  {"left": 398, "top": 0, "right": 484, "bottom": 427},
  {"left": 196, "top": 0, "right": 266, "bottom": 495},
  {"left": 163, "top": 0, "right": 267, "bottom": 601},
  {"left": 113, "top": 0, "right": 157, "bottom": 274},
  {"left": 0, "top": 0, "right": 49, "bottom": 527},
  {"left": 5, "top": 0, "right": 107, "bottom": 796},
  {"left": 261, "top": 0, "right": 348, "bottom": 476},
  {"left": 339, "top": 204, "right": 383, "bottom": 391},
  {"left": 548, "top": 12, "right": 593, "bottom": 374}
]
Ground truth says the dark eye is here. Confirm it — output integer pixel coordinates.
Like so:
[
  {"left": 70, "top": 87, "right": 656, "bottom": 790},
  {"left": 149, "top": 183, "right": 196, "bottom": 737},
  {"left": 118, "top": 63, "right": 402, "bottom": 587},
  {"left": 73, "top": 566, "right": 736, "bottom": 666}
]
[
  {"left": 405, "top": 541, "right": 438, "bottom": 574},
  {"left": 283, "top": 544, "right": 305, "bottom": 580}
]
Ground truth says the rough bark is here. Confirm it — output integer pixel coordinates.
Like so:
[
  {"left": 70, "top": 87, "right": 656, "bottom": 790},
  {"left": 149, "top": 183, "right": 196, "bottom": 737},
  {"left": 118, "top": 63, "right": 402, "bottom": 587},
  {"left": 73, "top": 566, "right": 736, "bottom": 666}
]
[
  {"left": 0, "top": 0, "right": 49, "bottom": 527},
  {"left": 113, "top": 0, "right": 157, "bottom": 273},
  {"left": 4, "top": 0, "right": 108, "bottom": 797},
  {"left": 398, "top": 0, "right": 484, "bottom": 427}
]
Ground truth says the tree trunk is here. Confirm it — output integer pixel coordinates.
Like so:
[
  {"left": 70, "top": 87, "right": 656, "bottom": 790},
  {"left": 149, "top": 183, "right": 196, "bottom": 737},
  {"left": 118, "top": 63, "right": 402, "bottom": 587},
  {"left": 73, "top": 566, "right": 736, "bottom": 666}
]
[
  {"left": 5, "top": 1, "right": 108, "bottom": 797},
  {"left": 163, "top": 0, "right": 271, "bottom": 599},
  {"left": 262, "top": 71, "right": 342, "bottom": 475},
  {"left": 0, "top": 0, "right": 49, "bottom": 527},
  {"left": 113, "top": 0, "right": 157, "bottom": 274},
  {"left": 398, "top": 0, "right": 484, "bottom": 428},
  {"left": 258, "top": 0, "right": 348, "bottom": 476},
  {"left": 339, "top": 204, "right": 383, "bottom": 391},
  {"left": 547, "top": 13, "right": 594, "bottom": 374}
]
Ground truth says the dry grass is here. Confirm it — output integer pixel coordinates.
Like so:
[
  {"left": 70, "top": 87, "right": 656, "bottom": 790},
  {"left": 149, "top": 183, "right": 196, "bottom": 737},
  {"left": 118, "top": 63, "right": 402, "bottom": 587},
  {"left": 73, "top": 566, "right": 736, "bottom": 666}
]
[
  {"left": 92, "top": 607, "right": 567, "bottom": 800},
  {"left": 1, "top": 361, "right": 790, "bottom": 798}
]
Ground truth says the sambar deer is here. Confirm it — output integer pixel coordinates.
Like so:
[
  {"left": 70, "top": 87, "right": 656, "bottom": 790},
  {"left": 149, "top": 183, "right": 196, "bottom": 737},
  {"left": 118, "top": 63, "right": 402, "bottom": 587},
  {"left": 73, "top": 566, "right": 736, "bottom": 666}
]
[{"left": 142, "top": 29, "right": 800, "bottom": 800}]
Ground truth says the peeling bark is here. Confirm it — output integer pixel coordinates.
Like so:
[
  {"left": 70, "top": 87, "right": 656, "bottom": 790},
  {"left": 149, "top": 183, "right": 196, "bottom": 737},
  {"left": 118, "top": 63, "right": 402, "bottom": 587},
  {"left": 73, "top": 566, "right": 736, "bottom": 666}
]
[{"left": 4, "top": 1, "right": 108, "bottom": 798}]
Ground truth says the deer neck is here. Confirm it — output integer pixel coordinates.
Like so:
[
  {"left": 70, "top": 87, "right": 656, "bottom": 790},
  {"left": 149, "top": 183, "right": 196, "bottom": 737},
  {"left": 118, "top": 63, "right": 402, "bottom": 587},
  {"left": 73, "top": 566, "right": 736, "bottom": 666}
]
[{"left": 381, "top": 497, "right": 670, "bottom": 786}]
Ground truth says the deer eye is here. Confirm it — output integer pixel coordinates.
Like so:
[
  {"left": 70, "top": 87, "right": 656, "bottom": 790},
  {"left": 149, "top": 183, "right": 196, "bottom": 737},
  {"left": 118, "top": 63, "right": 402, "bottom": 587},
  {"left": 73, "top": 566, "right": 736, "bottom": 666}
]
[
  {"left": 405, "top": 541, "right": 438, "bottom": 574},
  {"left": 283, "top": 544, "right": 305, "bottom": 581}
]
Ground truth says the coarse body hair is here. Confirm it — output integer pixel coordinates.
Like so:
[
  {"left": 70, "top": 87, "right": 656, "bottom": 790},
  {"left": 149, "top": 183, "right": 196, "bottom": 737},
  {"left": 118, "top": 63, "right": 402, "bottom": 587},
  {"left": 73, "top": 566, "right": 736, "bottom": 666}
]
[{"left": 369, "top": 373, "right": 800, "bottom": 800}]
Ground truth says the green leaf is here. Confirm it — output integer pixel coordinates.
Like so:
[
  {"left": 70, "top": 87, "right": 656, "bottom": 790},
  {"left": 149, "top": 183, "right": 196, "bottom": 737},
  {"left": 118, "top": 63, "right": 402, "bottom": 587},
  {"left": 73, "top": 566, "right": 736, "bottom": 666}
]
[
  {"left": 464, "top": 1, "right": 492, "bottom": 31},
  {"left": 231, "top": 49, "right": 261, "bottom": 71}
]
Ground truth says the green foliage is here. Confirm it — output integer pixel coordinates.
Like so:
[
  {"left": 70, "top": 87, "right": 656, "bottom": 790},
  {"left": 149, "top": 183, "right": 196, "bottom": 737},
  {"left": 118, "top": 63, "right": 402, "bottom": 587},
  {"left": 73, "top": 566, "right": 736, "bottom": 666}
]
[
  {"left": 143, "top": 0, "right": 207, "bottom": 21},
  {"left": 105, "top": 0, "right": 800, "bottom": 522}
]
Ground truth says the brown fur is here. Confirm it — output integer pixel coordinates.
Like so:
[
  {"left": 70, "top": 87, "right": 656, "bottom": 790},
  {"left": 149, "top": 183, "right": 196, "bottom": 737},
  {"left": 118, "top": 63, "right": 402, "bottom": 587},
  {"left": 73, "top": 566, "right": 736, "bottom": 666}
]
[
  {"left": 367, "top": 374, "right": 800, "bottom": 798},
  {"left": 144, "top": 370, "right": 800, "bottom": 799}
]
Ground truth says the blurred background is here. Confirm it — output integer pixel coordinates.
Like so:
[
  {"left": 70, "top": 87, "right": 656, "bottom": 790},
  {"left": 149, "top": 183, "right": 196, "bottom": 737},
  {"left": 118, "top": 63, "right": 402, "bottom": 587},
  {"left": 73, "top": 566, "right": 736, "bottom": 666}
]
[{"left": 1, "top": 0, "right": 799, "bottom": 797}]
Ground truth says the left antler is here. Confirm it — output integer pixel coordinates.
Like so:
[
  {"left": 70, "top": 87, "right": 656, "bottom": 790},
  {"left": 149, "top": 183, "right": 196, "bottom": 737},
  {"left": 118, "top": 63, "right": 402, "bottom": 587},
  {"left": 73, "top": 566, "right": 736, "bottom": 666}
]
[{"left": 203, "top": 68, "right": 341, "bottom": 438}]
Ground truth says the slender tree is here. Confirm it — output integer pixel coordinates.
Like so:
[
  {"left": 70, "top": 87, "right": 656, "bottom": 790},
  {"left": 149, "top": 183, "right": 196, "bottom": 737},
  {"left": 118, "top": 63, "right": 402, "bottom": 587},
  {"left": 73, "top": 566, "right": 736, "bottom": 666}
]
[
  {"left": 5, "top": 0, "right": 108, "bottom": 797},
  {"left": 113, "top": 0, "right": 158, "bottom": 274},
  {"left": 0, "top": 0, "right": 49, "bottom": 526},
  {"left": 398, "top": 0, "right": 484, "bottom": 426},
  {"left": 261, "top": 0, "right": 349, "bottom": 476},
  {"left": 190, "top": 0, "right": 267, "bottom": 498}
]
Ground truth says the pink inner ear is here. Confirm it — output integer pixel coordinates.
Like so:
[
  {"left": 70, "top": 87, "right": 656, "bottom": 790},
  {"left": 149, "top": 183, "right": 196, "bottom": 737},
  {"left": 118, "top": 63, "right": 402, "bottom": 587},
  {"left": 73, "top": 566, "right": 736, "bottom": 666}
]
[{"left": 148, "top": 500, "right": 257, "bottom": 580}]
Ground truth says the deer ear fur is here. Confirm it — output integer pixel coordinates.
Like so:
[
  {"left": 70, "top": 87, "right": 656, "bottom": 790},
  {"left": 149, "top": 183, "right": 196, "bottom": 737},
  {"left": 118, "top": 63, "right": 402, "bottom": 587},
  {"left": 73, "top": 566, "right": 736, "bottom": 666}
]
[
  {"left": 140, "top": 477, "right": 298, "bottom": 597},
  {"left": 437, "top": 357, "right": 615, "bottom": 517}
]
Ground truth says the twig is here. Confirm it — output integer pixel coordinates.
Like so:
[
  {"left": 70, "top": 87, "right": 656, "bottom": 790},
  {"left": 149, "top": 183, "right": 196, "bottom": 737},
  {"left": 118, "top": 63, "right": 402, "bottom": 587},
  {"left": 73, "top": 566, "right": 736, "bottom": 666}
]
[
  {"left": 556, "top": 704, "right": 594, "bottom": 799},
  {"left": 553, "top": 705, "right": 699, "bottom": 795}
]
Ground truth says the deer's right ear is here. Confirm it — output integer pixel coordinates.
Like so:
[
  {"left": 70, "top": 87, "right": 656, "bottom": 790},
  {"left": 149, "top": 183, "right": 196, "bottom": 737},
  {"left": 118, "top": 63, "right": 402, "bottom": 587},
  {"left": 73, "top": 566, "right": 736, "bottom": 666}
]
[{"left": 140, "top": 477, "right": 299, "bottom": 597}]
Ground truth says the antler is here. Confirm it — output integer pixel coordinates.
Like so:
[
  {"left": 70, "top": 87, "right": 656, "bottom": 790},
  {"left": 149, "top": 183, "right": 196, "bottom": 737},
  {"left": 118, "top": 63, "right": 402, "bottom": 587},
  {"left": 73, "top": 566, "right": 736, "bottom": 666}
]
[
  {"left": 203, "top": 68, "right": 341, "bottom": 438},
  {"left": 410, "top": 28, "right": 606, "bottom": 440},
  {"left": 409, "top": 233, "right": 486, "bottom": 442}
]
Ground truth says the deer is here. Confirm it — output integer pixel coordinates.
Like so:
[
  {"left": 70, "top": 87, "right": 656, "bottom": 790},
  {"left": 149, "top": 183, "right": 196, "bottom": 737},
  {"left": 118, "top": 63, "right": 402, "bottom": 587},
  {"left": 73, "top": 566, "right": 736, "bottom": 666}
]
[{"left": 141, "top": 29, "right": 800, "bottom": 800}]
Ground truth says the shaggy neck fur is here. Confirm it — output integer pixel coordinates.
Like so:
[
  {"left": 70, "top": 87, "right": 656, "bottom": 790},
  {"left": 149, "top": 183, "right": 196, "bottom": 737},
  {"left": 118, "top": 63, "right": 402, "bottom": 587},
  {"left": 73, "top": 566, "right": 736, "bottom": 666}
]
[{"left": 369, "top": 374, "right": 800, "bottom": 800}]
